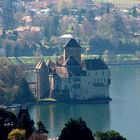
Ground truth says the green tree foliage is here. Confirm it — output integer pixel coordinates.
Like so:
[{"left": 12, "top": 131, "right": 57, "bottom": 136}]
[
  {"left": 61, "top": 7, "right": 70, "bottom": 15},
  {"left": 89, "top": 36, "right": 112, "bottom": 54},
  {"left": 0, "top": 64, "right": 29, "bottom": 104},
  {"left": 106, "top": 4, "right": 110, "bottom": 13},
  {"left": 112, "top": 14, "right": 126, "bottom": 36},
  {"left": 44, "top": 19, "right": 52, "bottom": 41},
  {"left": 96, "top": 130, "right": 127, "bottom": 140},
  {"left": 17, "top": 108, "right": 34, "bottom": 138},
  {"left": 57, "top": 0, "right": 73, "bottom": 15},
  {"left": 51, "top": 15, "right": 61, "bottom": 36},
  {"left": 58, "top": 118, "right": 95, "bottom": 140},
  {"left": 131, "top": 6, "right": 137, "bottom": 17},
  {"left": 86, "top": 9, "right": 95, "bottom": 23},
  {"left": 15, "top": 78, "right": 35, "bottom": 104},
  {"left": 8, "top": 129, "right": 26, "bottom": 140},
  {"left": 36, "top": 121, "right": 49, "bottom": 134},
  {"left": 2, "top": 0, "right": 15, "bottom": 30},
  {"left": 77, "top": 8, "right": 86, "bottom": 23},
  {"left": 0, "top": 108, "right": 17, "bottom": 140}
]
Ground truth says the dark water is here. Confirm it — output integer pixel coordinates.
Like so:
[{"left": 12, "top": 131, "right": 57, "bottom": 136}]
[{"left": 29, "top": 66, "right": 140, "bottom": 139}]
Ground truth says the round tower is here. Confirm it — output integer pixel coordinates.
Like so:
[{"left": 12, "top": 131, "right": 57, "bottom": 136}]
[
  {"left": 64, "top": 38, "right": 81, "bottom": 64},
  {"left": 35, "top": 60, "right": 50, "bottom": 100}
]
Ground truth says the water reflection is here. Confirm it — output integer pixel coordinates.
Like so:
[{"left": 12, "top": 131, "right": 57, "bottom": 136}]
[
  {"left": 28, "top": 66, "right": 140, "bottom": 140},
  {"left": 29, "top": 103, "right": 110, "bottom": 137}
]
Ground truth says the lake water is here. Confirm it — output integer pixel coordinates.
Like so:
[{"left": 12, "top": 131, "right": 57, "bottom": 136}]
[{"left": 29, "top": 65, "right": 140, "bottom": 139}]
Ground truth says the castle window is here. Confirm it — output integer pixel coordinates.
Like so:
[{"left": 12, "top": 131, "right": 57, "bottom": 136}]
[
  {"left": 73, "top": 78, "right": 80, "bottom": 82},
  {"left": 88, "top": 72, "right": 90, "bottom": 76},
  {"left": 102, "top": 71, "right": 104, "bottom": 75},
  {"left": 69, "top": 78, "right": 71, "bottom": 83},
  {"left": 95, "top": 72, "right": 97, "bottom": 76},
  {"left": 77, "top": 84, "right": 80, "bottom": 88},
  {"left": 101, "top": 79, "right": 102, "bottom": 83},
  {"left": 56, "top": 85, "right": 59, "bottom": 90},
  {"left": 65, "top": 85, "right": 67, "bottom": 89}
]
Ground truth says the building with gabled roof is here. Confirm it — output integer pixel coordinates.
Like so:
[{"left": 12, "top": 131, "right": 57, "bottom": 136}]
[
  {"left": 36, "top": 60, "right": 50, "bottom": 99},
  {"left": 63, "top": 38, "right": 81, "bottom": 64},
  {"left": 35, "top": 38, "right": 111, "bottom": 102}
]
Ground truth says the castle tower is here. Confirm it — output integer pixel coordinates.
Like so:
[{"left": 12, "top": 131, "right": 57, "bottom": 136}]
[
  {"left": 35, "top": 60, "right": 50, "bottom": 100},
  {"left": 64, "top": 38, "right": 81, "bottom": 64}
]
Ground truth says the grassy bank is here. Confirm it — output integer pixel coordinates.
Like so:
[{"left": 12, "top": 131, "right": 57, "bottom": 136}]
[
  {"left": 95, "top": 0, "right": 140, "bottom": 8},
  {"left": 0, "top": 54, "right": 140, "bottom": 65}
]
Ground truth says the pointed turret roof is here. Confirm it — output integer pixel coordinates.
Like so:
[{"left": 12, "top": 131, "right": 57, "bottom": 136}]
[
  {"left": 35, "top": 60, "right": 47, "bottom": 69},
  {"left": 47, "top": 60, "right": 55, "bottom": 66},
  {"left": 46, "top": 60, "right": 55, "bottom": 70},
  {"left": 64, "top": 38, "right": 81, "bottom": 48}
]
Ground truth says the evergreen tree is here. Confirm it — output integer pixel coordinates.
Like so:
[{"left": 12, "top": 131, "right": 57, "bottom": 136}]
[
  {"left": 96, "top": 130, "right": 127, "bottom": 140},
  {"left": 59, "top": 118, "right": 95, "bottom": 140},
  {"left": 52, "top": 15, "right": 60, "bottom": 36},
  {"left": 44, "top": 21, "right": 52, "bottom": 42},
  {"left": 0, "top": 108, "right": 17, "bottom": 140},
  {"left": 2, "top": 0, "right": 15, "bottom": 31},
  {"left": 86, "top": 9, "right": 95, "bottom": 23},
  {"left": 15, "top": 78, "right": 35, "bottom": 103},
  {"left": 78, "top": 8, "right": 86, "bottom": 23},
  {"left": 131, "top": 6, "right": 137, "bottom": 17},
  {"left": 17, "top": 108, "right": 34, "bottom": 138},
  {"left": 112, "top": 14, "right": 126, "bottom": 36},
  {"left": 37, "top": 121, "right": 49, "bottom": 134},
  {"left": 106, "top": 4, "right": 110, "bottom": 13}
]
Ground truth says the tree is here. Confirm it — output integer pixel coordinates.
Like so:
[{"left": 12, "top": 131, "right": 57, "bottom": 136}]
[
  {"left": 0, "top": 64, "right": 24, "bottom": 87},
  {"left": 0, "top": 108, "right": 17, "bottom": 140},
  {"left": 112, "top": 14, "right": 126, "bottom": 36},
  {"left": 8, "top": 129, "right": 26, "bottom": 140},
  {"left": 57, "top": 0, "right": 73, "bottom": 15},
  {"left": 58, "top": 118, "right": 95, "bottom": 140},
  {"left": 44, "top": 17, "right": 52, "bottom": 41},
  {"left": 15, "top": 78, "right": 35, "bottom": 103},
  {"left": 95, "top": 130, "right": 127, "bottom": 140},
  {"left": 89, "top": 36, "right": 112, "bottom": 54},
  {"left": 86, "top": 9, "right": 95, "bottom": 23},
  {"left": 81, "top": 20, "right": 94, "bottom": 40},
  {"left": 106, "top": 4, "right": 110, "bottom": 13},
  {"left": 61, "top": 7, "right": 70, "bottom": 15},
  {"left": 17, "top": 108, "right": 34, "bottom": 138},
  {"left": 36, "top": 121, "right": 49, "bottom": 134},
  {"left": 77, "top": 8, "right": 87, "bottom": 23},
  {"left": 51, "top": 15, "right": 60, "bottom": 36},
  {"left": 131, "top": 6, "right": 137, "bottom": 17},
  {"left": 2, "top": 0, "right": 15, "bottom": 31}
]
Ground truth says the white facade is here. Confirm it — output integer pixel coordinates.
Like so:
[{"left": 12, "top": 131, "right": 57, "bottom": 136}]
[
  {"left": 51, "top": 68, "right": 110, "bottom": 101},
  {"left": 69, "top": 69, "right": 110, "bottom": 100},
  {"left": 36, "top": 39, "right": 111, "bottom": 102}
]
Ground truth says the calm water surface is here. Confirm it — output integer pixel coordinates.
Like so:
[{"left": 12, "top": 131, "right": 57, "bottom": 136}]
[{"left": 29, "top": 66, "right": 140, "bottom": 140}]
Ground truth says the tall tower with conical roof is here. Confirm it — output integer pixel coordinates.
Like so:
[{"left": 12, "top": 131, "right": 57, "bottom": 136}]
[
  {"left": 35, "top": 60, "right": 50, "bottom": 100},
  {"left": 64, "top": 38, "right": 81, "bottom": 64}
]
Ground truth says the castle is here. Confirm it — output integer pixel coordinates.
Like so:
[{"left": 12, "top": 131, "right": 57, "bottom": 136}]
[{"left": 35, "top": 38, "right": 111, "bottom": 102}]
